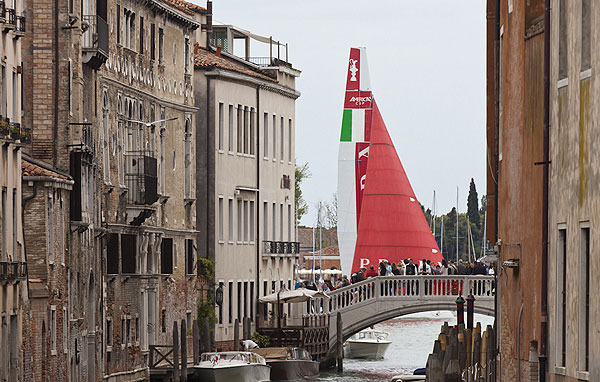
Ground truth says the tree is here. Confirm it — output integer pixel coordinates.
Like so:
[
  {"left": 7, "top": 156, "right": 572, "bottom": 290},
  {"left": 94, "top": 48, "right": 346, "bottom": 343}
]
[
  {"left": 467, "top": 178, "right": 480, "bottom": 229},
  {"left": 323, "top": 193, "right": 338, "bottom": 229},
  {"left": 295, "top": 162, "right": 311, "bottom": 226}
]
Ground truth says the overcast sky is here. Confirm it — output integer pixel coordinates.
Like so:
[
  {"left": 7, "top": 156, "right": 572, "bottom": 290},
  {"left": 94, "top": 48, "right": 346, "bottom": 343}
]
[{"left": 202, "top": 0, "right": 487, "bottom": 226}]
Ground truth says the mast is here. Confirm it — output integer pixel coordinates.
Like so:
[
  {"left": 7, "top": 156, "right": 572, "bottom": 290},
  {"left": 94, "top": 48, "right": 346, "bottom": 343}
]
[
  {"left": 456, "top": 186, "right": 459, "bottom": 263},
  {"left": 481, "top": 208, "right": 487, "bottom": 258},
  {"left": 467, "top": 215, "right": 471, "bottom": 263},
  {"left": 318, "top": 202, "right": 322, "bottom": 281},
  {"left": 440, "top": 216, "right": 444, "bottom": 260},
  {"left": 432, "top": 190, "right": 436, "bottom": 239}
]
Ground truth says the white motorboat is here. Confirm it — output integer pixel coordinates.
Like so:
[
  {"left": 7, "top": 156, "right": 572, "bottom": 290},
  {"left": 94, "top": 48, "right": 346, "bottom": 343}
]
[
  {"left": 195, "top": 351, "right": 271, "bottom": 382},
  {"left": 344, "top": 329, "right": 392, "bottom": 359}
]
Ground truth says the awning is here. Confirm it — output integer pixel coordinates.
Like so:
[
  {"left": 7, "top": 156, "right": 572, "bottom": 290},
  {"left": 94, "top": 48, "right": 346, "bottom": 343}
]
[{"left": 258, "top": 288, "right": 329, "bottom": 304}]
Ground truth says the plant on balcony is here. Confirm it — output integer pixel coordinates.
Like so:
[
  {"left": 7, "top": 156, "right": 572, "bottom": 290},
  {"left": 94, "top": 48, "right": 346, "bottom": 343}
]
[
  {"left": 20, "top": 127, "right": 31, "bottom": 143},
  {"left": 9, "top": 125, "right": 19, "bottom": 140},
  {"left": 0, "top": 119, "right": 8, "bottom": 136},
  {"left": 197, "top": 257, "right": 214, "bottom": 279}
]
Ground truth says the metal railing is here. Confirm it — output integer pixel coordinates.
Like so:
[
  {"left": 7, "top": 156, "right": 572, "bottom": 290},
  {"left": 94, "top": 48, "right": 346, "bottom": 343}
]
[
  {"left": 16, "top": 14, "right": 24, "bottom": 32},
  {"left": 0, "top": 2, "right": 6, "bottom": 20},
  {"left": 0, "top": 261, "right": 27, "bottom": 280},
  {"left": 125, "top": 151, "right": 158, "bottom": 205},
  {"left": 262, "top": 240, "right": 300, "bottom": 255},
  {"left": 5, "top": 7, "right": 14, "bottom": 25},
  {"left": 0, "top": 120, "right": 31, "bottom": 143},
  {"left": 82, "top": 14, "right": 108, "bottom": 56}
]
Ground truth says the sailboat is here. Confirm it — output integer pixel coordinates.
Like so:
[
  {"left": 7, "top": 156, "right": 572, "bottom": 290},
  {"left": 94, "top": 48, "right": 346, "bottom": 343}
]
[{"left": 337, "top": 48, "right": 442, "bottom": 275}]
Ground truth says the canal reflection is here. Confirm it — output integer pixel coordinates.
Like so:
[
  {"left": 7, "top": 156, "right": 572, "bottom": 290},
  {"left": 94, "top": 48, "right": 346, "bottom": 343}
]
[{"left": 306, "top": 312, "right": 494, "bottom": 382}]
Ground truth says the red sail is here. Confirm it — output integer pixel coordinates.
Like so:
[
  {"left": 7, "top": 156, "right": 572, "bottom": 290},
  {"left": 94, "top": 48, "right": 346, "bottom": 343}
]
[{"left": 352, "top": 101, "right": 442, "bottom": 273}]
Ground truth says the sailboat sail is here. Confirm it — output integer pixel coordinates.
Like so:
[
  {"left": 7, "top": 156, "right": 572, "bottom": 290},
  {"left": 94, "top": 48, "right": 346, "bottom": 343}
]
[
  {"left": 337, "top": 47, "right": 442, "bottom": 275},
  {"left": 337, "top": 47, "right": 373, "bottom": 276}
]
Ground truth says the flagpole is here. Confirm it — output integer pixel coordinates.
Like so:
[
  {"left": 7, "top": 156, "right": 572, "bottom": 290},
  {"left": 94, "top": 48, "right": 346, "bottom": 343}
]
[{"left": 456, "top": 186, "right": 459, "bottom": 263}]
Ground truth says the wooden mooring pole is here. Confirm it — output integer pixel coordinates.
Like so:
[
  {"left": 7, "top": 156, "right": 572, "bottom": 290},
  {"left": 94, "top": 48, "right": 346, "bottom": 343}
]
[
  {"left": 336, "top": 312, "right": 343, "bottom": 372},
  {"left": 233, "top": 318, "right": 240, "bottom": 350},
  {"left": 181, "top": 320, "right": 187, "bottom": 382},
  {"left": 173, "top": 321, "right": 180, "bottom": 381}
]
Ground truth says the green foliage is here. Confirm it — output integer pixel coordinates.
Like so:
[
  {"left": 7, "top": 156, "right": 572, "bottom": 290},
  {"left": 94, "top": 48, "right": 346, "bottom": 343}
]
[
  {"left": 295, "top": 162, "right": 311, "bottom": 226},
  {"left": 467, "top": 178, "right": 480, "bottom": 229},
  {"left": 197, "top": 257, "right": 215, "bottom": 279},
  {"left": 197, "top": 294, "right": 217, "bottom": 333},
  {"left": 250, "top": 331, "right": 271, "bottom": 348}
]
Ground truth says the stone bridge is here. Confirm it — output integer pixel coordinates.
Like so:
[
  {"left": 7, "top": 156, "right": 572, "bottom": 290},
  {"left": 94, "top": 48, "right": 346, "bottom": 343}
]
[{"left": 304, "top": 275, "right": 495, "bottom": 353}]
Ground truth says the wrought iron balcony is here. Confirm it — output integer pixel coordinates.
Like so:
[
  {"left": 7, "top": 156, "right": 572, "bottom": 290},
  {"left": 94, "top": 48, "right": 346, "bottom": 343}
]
[
  {"left": 262, "top": 241, "right": 301, "bottom": 255},
  {"left": 0, "top": 120, "right": 31, "bottom": 143},
  {"left": 0, "top": 261, "right": 27, "bottom": 280},
  {"left": 82, "top": 14, "right": 108, "bottom": 70},
  {"left": 125, "top": 151, "right": 158, "bottom": 205},
  {"left": 15, "top": 14, "right": 25, "bottom": 35},
  {"left": 0, "top": 2, "right": 6, "bottom": 21},
  {"left": 3, "top": 7, "right": 14, "bottom": 32}
]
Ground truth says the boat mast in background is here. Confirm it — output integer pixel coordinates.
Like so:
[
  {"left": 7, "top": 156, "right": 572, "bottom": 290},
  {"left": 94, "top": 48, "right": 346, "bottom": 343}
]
[{"left": 456, "top": 186, "right": 459, "bottom": 263}]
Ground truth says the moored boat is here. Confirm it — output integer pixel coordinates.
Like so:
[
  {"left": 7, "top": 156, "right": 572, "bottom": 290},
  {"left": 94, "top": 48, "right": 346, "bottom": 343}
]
[
  {"left": 344, "top": 328, "right": 391, "bottom": 359},
  {"left": 195, "top": 351, "right": 271, "bottom": 382},
  {"left": 251, "top": 347, "right": 319, "bottom": 381}
]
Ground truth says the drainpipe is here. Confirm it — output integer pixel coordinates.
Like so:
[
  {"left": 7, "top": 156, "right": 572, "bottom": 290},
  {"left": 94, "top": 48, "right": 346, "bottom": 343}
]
[
  {"left": 540, "top": 0, "right": 550, "bottom": 380},
  {"left": 493, "top": 0, "right": 501, "bottom": 378},
  {"left": 53, "top": 0, "right": 59, "bottom": 166},
  {"left": 255, "top": 85, "right": 260, "bottom": 326}
]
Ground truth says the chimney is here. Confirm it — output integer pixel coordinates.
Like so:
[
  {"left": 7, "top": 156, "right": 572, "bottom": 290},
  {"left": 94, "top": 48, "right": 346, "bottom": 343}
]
[
  {"left": 215, "top": 45, "right": 222, "bottom": 57},
  {"left": 202, "top": 0, "right": 213, "bottom": 49}
]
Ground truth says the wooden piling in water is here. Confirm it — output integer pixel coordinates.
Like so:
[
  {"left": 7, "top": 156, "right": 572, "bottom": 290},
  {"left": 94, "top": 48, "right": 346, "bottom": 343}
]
[
  {"left": 193, "top": 319, "right": 199, "bottom": 364},
  {"left": 173, "top": 321, "right": 180, "bottom": 382},
  {"left": 233, "top": 318, "right": 240, "bottom": 351},
  {"left": 181, "top": 320, "right": 187, "bottom": 382}
]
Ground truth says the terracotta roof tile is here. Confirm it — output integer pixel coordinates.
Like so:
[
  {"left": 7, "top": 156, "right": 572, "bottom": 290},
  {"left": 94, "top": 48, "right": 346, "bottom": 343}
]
[
  {"left": 161, "top": 0, "right": 206, "bottom": 15},
  {"left": 194, "top": 46, "right": 277, "bottom": 83},
  {"left": 22, "top": 158, "right": 70, "bottom": 180}
]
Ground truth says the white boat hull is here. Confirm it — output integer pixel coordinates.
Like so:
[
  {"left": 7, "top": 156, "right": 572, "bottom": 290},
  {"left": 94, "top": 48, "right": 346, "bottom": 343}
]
[
  {"left": 195, "top": 364, "right": 271, "bottom": 382},
  {"left": 344, "top": 340, "right": 391, "bottom": 359}
]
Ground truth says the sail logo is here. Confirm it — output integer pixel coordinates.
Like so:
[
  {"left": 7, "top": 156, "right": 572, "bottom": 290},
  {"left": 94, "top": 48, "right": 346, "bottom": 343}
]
[
  {"left": 348, "top": 96, "right": 372, "bottom": 106},
  {"left": 349, "top": 59, "right": 359, "bottom": 82}
]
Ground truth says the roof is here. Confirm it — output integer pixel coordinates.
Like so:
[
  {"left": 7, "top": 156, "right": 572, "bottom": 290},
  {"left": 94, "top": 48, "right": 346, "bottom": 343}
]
[
  {"left": 22, "top": 157, "right": 71, "bottom": 181},
  {"left": 161, "top": 0, "right": 206, "bottom": 15},
  {"left": 194, "top": 45, "right": 277, "bottom": 83}
]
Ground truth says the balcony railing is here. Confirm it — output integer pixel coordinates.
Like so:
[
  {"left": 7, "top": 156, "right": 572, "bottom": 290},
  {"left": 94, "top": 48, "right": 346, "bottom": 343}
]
[
  {"left": 0, "top": 2, "right": 6, "bottom": 20},
  {"left": 82, "top": 14, "right": 108, "bottom": 69},
  {"left": 263, "top": 240, "right": 301, "bottom": 255},
  {"left": 16, "top": 14, "right": 24, "bottom": 33},
  {"left": 5, "top": 7, "right": 14, "bottom": 25},
  {"left": 0, "top": 119, "right": 31, "bottom": 143},
  {"left": 125, "top": 151, "right": 158, "bottom": 205},
  {"left": 0, "top": 261, "right": 27, "bottom": 280},
  {"left": 248, "top": 57, "right": 292, "bottom": 68}
]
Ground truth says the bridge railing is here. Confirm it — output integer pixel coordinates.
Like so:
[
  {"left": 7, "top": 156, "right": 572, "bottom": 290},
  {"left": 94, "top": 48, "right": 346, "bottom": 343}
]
[{"left": 307, "top": 275, "right": 495, "bottom": 315}]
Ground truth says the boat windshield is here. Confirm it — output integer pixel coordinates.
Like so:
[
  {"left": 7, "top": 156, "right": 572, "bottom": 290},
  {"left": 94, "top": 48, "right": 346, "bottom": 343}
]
[
  {"left": 200, "top": 352, "right": 265, "bottom": 365},
  {"left": 355, "top": 330, "right": 388, "bottom": 341}
]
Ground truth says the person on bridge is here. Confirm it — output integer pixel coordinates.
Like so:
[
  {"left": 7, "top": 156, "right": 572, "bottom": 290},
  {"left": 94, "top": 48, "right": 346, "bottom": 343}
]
[
  {"left": 440, "top": 259, "right": 449, "bottom": 275},
  {"left": 391, "top": 262, "right": 403, "bottom": 276},
  {"left": 405, "top": 259, "right": 416, "bottom": 275},
  {"left": 379, "top": 262, "right": 387, "bottom": 276},
  {"left": 456, "top": 260, "right": 467, "bottom": 275}
]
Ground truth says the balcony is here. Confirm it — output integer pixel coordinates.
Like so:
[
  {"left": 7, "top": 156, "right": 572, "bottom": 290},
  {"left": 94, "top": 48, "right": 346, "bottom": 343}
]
[
  {"left": 0, "top": 119, "right": 31, "bottom": 144},
  {"left": 0, "top": 261, "right": 27, "bottom": 281},
  {"left": 0, "top": 2, "right": 5, "bottom": 22},
  {"left": 262, "top": 240, "right": 300, "bottom": 256},
  {"left": 125, "top": 151, "right": 158, "bottom": 206},
  {"left": 3, "top": 7, "right": 14, "bottom": 32},
  {"left": 82, "top": 14, "right": 108, "bottom": 70},
  {"left": 15, "top": 14, "right": 24, "bottom": 37},
  {"left": 248, "top": 57, "right": 292, "bottom": 68}
]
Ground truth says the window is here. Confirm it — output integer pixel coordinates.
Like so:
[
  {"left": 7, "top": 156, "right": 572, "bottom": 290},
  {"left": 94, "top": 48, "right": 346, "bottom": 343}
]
[
  {"left": 185, "top": 239, "right": 194, "bottom": 275},
  {"left": 272, "top": 115, "right": 276, "bottom": 161},
  {"left": 263, "top": 202, "right": 268, "bottom": 241},
  {"left": 288, "top": 119, "right": 292, "bottom": 162},
  {"left": 1, "top": 188, "right": 5, "bottom": 260},
  {"left": 185, "top": 37, "right": 190, "bottom": 73},
  {"left": 121, "top": 234, "right": 137, "bottom": 274},
  {"left": 161, "top": 238, "right": 173, "bottom": 274},
  {"left": 280, "top": 117, "right": 284, "bottom": 162},
  {"left": 107, "top": 233, "right": 119, "bottom": 274},
  {"left": 243, "top": 282, "right": 248, "bottom": 318},
  {"left": 558, "top": 0, "right": 567, "bottom": 80},
  {"left": 63, "top": 307, "right": 68, "bottom": 352},
  {"left": 249, "top": 281, "right": 254, "bottom": 322},
  {"left": 218, "top": 197, "right": 224, "bottom": 243},
  {"left": 184, "top": 119, "right": 191, "bottom": 198},
  {"left": 158, "top": 27, "right": 164, "bottom": 63},
  {"left": 48, "top": 193, "right": 54, "bottom": 263},
  {"left": 121, "top": 316, "right": 126, "bottom": 345},
  {"left": 272, "top": 203, "right": 276, "bottom": 241},
  {"left": 243, "top": 107, "right": 248, "bottom": 154},
  {"left": 106, "top": 317, "right": 112, "bottom": 347},
  {"left": 228, "top": 281, "right": 233, "bottom": 324},
  {"left": 218, "top": 103, "right": 224, "bottom": 151},
  {"left": 1, "top": 66, "right": 5, "bottom": 117},
  {"left": 173, "top": 43, "right": 177, "bottom": 65},
  {"left": 217, "top": 282, "right": 223, "bottom": 324},
  {"left": 557, "top": 227, "right": 567, "bottom": 367},
  {"left": 116, "top": 5, "right": 120, "bottom": 44},
  {"left": 126, "top": 317, "right": 131, "bottom": 346},
  {"left": 263, "top": 113, "right": 269, "bottom": 159},
  {"left": 237, "top": 281, "right": 242, "bottom": 321},
  {"left": 287, "top": 204, "right": 292, "bottom": 241},
  {"left": 579, "top": 225, "right": 590, "bottom": 371},
  {"left": 228, "top": 198, "right": 234, "bottom": 243},
  {"left": 139, "top": 16, "right": 144, "bottom": 53},
  {"left": 237, "top": 106, "right": 243, "bottom": 153},
  {"left": 102, "top": 92, "right": 110, "bottom": 183},
  {"left": 249, "top": 201, "right": 255, "bottom": 243},
  {"left": 228, "top": 105, "right": 234, "bottom": 153},
  {"left": 50, "top": 306, "right": 56, "bottom": 355},
  {"left": 237, "top": 199, "right": 243, "bottom": 243},
  {"left": 150, "top": 23, "right": 155, "bottom": 60},
  {"left": 581, "top": 0, "right": 590, "bottom": 72},
  {"left": 280, "top": 204, "right": 284, "bottom": 240},
  {"left": 250, "top": 108, "right": 255, "bottom": 156},
  {"left": 172, "top": 150, "right": 176, "bottom": 171},
  {"left": 243, "top": 200, "right": 249, "bottom": 242},
  {"left": 161, "top": 309, "right": 166, "bottom": 333},
  {"left": 263, "top": 281, "right": 268, "bottom": 319},
  {"left": 159, "top": 108, "right": 166, "bottom": 194},
  {"left": 499, "top": 33, "right": 503, "bottom": 161}
]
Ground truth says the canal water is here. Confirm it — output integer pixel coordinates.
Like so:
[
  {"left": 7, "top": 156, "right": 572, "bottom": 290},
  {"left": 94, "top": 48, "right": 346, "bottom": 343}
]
[{"left": 307, "top": 312, "right": 495, "bottom": 382}]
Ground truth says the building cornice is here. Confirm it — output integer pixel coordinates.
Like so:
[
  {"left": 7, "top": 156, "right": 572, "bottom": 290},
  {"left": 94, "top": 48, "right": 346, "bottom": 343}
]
[{"left": 204, "top": 69, "right": 301, "bottom": 100}]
